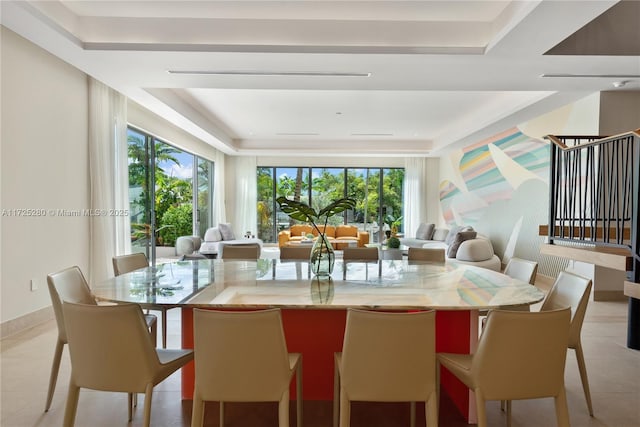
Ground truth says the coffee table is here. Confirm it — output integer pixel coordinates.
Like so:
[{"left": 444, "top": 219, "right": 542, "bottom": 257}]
[
  {"left": 366, "top": 243, "right": 409, "bottom": 259},
  {"left": 285, "top": 238, "right": 357, "bottom": 248}
]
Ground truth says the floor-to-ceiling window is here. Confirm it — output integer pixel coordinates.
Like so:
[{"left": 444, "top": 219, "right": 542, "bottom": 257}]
[
  {"left": 257, "top": 166, "right": 404, "bottom": 243},
  {"left": 127, "top": 127, "right": 214, "bottom": 261}
]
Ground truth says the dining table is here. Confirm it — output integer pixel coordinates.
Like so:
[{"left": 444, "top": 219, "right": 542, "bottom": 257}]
[{"left": 92, "top": 257, "right": 545, "bottom": 423}]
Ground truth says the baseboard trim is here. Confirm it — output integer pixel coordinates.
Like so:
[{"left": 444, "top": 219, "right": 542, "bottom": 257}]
[
  {"left": 1, "top": 306, "right": 54, "bottom": 339},
  {"left": 594, "top": 290, "right": 626, "bottom": 302}
]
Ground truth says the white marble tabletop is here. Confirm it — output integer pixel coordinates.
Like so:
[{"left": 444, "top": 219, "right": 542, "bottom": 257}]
[{"left": 92, "top": 259, "right": 544, "bottom": 311}]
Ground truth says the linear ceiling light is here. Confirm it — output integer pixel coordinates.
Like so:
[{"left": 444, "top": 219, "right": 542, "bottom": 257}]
[
  {"left": 168, "top": 70, "right": 371, "bottom": 77},
  {"left": 541, "top": 73, "right": 640, "bottom": 78}
]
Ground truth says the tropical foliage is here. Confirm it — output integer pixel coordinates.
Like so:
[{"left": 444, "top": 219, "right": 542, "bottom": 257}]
[
  {"left": 276, "top": 196, "right": 357, "bottom": 235},
  {"left": 128, "top": 134, "right": 193, "bottom": 246},
  {"left": 258, "top": 167, "right": 404, "bottom": 243},
  {"left": 159, "top": 204, "right": 193, "bottom": 246}
]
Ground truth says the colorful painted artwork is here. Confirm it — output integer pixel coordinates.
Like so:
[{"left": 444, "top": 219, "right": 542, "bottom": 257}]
[{"left": 440, "top": 127, "right": 549, "bottom": 227}]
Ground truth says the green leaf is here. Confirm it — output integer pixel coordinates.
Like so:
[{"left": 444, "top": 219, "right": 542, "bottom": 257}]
[
  {"left": 276, "top": 196, "right": 356, "bottom": 229},
  {"left": 318, "top": 197, "right": 357, "bottom": 217},
  {"left": 276, "top": 197, "right": 319, "bottom": 224}
]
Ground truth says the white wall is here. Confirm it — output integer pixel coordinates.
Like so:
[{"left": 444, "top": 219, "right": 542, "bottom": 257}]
[
  {"left": 0, "top": 28, "right": 227, "bottom": 332},
  {"left": 1, "top": 28, "right": 90, "bottom": 326}
]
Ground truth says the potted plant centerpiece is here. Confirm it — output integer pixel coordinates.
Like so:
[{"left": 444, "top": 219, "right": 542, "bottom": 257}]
[
  {"left": 384, "top": 213, "right": 403, "bottom": 239},
  {"left": 276, "top": 196, "right": 356, "bottom": 276},
  {"left": 386, "top": 236, "right": 401, "bottom": 249}
]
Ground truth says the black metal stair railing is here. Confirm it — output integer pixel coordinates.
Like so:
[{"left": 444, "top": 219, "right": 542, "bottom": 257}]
[{"left": 545, "top": 130, "right": 640, "bottom": 349}]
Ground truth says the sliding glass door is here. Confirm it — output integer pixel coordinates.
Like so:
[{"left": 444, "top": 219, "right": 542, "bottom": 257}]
[
  {"left": 127, "top": 127, "right": 213, "bottom": 262},
  {"left": 256, "top": 166, "right": 404, "bottom": 243}
]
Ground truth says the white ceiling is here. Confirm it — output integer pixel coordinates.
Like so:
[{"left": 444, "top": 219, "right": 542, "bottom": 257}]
[{"left": 2, "top": 0, "right": 639, "bottom": 157}]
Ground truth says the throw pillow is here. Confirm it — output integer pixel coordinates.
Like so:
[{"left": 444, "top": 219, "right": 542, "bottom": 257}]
[
  {"left": 444, "top": 226, "right": 462, "bottom": 246},
  {"left": 204, "top": 227, "right": 222, "bottom": 242},
  {"left": 218, "top": 223, "right": 236, "bottom": 240},
  {"left": 424, "top": 223, "right": 435, "bottom": 240},
  {"left": 447, "top": 231, "right": 477, "bottom": 258},
  {"left": 432, "top": 228, "right": 449, "bottom": 241},
  {"left": 416, "top": 223, "right": 435, "bottom": 240}
]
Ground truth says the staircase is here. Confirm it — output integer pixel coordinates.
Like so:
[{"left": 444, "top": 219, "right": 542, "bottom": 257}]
[{"left": 539, "top": 130, "right": 640, "bottom": 349}]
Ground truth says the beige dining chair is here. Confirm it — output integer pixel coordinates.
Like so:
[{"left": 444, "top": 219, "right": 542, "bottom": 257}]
[
  {"left": 438, "top": 308, "right": 572, "bottom": 427},
  {"left": 220, "top": 243, "right": 261, "bottom": 259},
  {"left": 491, "top": 257, "right": 539, "bottom": 313},
  {"left": 279, "top": 245, "right": 312, "bottom": 260},
  {"left": 500, "top": 270, "right": 594, "bottom": 420},
  {"left": 407, "top": 247, "right": 446, "bottom": 263},
  {"left": 342, "top": 247, "right": 379, "bottom": 261},
  {"left": 112, "top": 253, "right": 170, "bottom": 348},
  {"left": 112, "top": 253, "right": 149, "bottom": 277},
  {"left": 334, "top": 309, "right": 437, "bottom": 427},
  {"left": 504, "top": 257, "right": 538, "bottom": 285},
  {"left": 191, "top": 308, "right": 302, "bottom": 427},
  {"left": 540, "top": 270, "right": 594, "bottom": 416},
  {"left": 45, "top": 266, "right": 157, "bottom": 412},
  {"left": 61, "top": 302, "right": 193, "bottom": 427}
]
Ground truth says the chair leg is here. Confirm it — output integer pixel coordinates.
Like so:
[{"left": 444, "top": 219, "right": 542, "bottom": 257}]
[
  {"left": 296, "top": 361, "right": 303, "bottom": 427},
  {"left": 161, "top": 309, "right": 168, "bottom": 349},
  {"left": 142, "top": 383, "right": 154, "bottom": 427},
  {"left": 554, "top": 387, "right": 571, "bottom": 427},
  {"left": 150, "top": 320, "right": 157, "bottom": 348},
  {"left": 128, "top": 393, "right": 134, "bottom": 421},
  {"left": 45, "top": 339, "right": 65, "bottom": 411},
  {"left": 435, "top": 361, "right": 441, "bottom": 413},
  {"left": 62, "top": 381, "right": 80, "bottom": 427},
  {"left": 333, "top": 359, "right": 340, "bottom": 427},
  {"left": 506, "top": 400, "right": 512, "bottom": 427},
  {"left": 190, "top": 390, "right": 205, "bottom": 427},
  {"left": 410, "top": 402, "right": 416, "bottom": 427},
  {"left": 574, "top": 343, "right": 594, "bottom": 416},
  {"left": 474, "top": 389, "right": 487, "bottom": 427},
  {"left": 339, "top": 391, "right": 351, "bottom": 427},
  {"left": 219, "top": 401, "right": 224, "bottom": 427},
  {"left": 278, "top": 390, "right": 290, "bottom": 427},
  {"left": 426, "top": 395, "right": 438, "bottom": 427}
]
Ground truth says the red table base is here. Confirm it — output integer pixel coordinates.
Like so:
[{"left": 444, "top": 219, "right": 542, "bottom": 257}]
[{"left": 181, "top": 308, "right": 472, "bottom": 420}]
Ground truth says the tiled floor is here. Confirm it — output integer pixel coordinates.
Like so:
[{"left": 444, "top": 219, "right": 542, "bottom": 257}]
[{"left": 2, "top": 296, "right": 639, "bottom": 426}]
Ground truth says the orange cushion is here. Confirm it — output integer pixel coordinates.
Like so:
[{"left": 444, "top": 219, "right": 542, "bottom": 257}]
[
  {"left": 336, "top": 225, "right": 358, "bottom": 238},
  {"left": 314, "top": 225, "right": 336, "bottom": 238},
  {"left": 290, "top": 224, "right": 313, "bottom": 236}
]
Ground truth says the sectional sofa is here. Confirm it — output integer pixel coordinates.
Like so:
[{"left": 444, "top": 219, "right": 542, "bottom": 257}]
[
  {"left": 399, "top": 223, "right": 501, "bottom": 271},
  {"left": 278, "top": 224, "right": 369, "bottom": 249},
  {"left": 199, "top": 223, "right": 263, "bottom": 257}
]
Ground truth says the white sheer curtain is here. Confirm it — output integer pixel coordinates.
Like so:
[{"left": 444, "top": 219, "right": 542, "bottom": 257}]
[
  {"left": 234, "top": 156, "right": 257, "bottom": 237},
  {"left": 88, "top": 78, "right": 129, "bottom": 283},
  {"left": 211, "top": 150, "right": 226, "bottom": 226},
  {"left": 403, "top": 157, "right": 428, "bottom": 238}
]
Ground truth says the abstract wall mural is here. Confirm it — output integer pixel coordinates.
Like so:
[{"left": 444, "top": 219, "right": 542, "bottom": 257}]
[
  {"left": 437, "top": 94, "right": 600, "bottom": 277},
  {"left": 440, "top": 127, "right": 549, "bottom": 228}
]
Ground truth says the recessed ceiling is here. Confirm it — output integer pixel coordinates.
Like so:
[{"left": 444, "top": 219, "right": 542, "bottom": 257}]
[{"left": 2, "top": 0, "right": 638, "bottom": 157}]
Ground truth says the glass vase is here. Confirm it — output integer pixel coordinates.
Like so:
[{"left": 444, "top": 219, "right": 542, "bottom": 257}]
[{"left": 310, "top": 233, "right": 335, "bottom": 277}]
